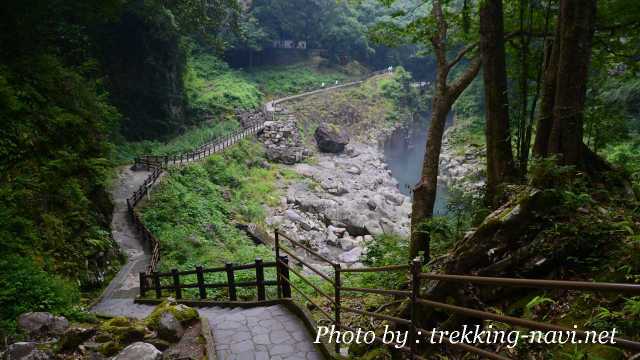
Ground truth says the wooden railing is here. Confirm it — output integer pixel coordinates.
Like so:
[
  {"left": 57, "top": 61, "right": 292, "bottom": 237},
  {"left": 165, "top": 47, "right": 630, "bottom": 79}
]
[
  {"left": 139, "top": 258, "right": 284, "bottom": 302},
  {"left": 126, "top": 167, "right": 163, "bottom": 274},
  {"left": 134, "top": 120, "right": 264, "bottom": 169},
  {"left": 127, "top": 120, "right": 265, "bottom": 275},
  {"left": 273, "top": 228, "right": 640, "bottom": 359},
  {"left": 263, "top": 68, "right": 392, "bottom": 122}
]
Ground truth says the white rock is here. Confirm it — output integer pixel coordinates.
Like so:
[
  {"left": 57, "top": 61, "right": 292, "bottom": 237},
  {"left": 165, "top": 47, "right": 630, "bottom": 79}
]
[{"left": 114, "top": 343, "right": 161, "bottom": 360}]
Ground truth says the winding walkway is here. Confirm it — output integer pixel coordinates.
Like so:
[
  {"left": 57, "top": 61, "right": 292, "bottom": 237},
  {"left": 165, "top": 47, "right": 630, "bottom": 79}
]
[
  {"left": 91, "top": 71, "right": 391, "bottom": 356},
  {"left": 91, "top": 166, "right": 156, "bottom": 319}
]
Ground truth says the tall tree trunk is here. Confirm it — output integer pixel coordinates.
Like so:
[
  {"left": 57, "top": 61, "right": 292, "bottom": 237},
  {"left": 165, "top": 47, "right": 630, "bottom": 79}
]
[
  {"left": 532, "top": 26, "right": 560, "bottom": 158},
  {"left": 527, "top": 0, "right": 554, "bottom": 161},
  {"left": 409, "top": 0, "right": 481, "bottom": 260},
  {"left": 480, "top": 0, "right": 516, "bottom": 206},
  {"left": 547, "top": 0, "right": 597, "bottom": 165}
]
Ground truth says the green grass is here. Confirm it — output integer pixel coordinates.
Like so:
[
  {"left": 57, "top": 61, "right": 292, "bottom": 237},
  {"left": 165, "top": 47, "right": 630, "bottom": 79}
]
[
  {"left": 114, "top": 55, "right": 366, "bottom": 164},
  {"left": 244, "top": 61, "right": 355, "bottom": 99},
  {"left": 113, "top": 118, "right": 240, "bottom": 164},
  {"left": 185, "top": 54, "right": 263, "bottom": 115},
  {"left": 137, "top": 141, "right": 297, "bottom": 299},
  {"left": 285, "top": 74, "right": 402, "bottom": 143}
]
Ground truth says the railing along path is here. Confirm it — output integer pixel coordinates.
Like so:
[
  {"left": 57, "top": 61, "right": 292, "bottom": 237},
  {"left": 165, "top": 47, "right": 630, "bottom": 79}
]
[
  {"left": 127, "top": 69, "right": 640, "bottom": 358},
  {"left": 139, "top": 227, "right": 640, "bottom": 359},
  {"left": 126, "top": 68, "right": 393, "bottom": 275}
]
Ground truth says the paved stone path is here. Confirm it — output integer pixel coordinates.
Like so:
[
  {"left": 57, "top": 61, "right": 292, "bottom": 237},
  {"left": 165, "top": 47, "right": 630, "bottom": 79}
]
[
  {"left": 201, "top": 305, "right": 323, "bottom": 360},
  {"left": 91, "top": 166, "right": 155, "bottom": 318},
  {"left": 89, "top": 76, "right": 395, "bottom": 355}
]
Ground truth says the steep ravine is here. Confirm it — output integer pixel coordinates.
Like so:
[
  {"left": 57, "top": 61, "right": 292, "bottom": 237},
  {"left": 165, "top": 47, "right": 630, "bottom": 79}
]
[{"left": 260, "top": 102, "right": 486, "bottom": 269}]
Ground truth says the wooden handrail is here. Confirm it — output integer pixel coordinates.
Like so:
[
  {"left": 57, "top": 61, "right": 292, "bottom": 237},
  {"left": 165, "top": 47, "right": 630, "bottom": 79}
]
[
  {"left": 340, "top": 287, "right": 411, "bottom": 297},
  {"left": 277, "top": 258, "right": 335, "bottom": 304},
  {"left": 419, "top": 273, "right": 640, "bottom": 294},
  {"left": 340, "top": 264, "right": 410, "bottom": 273},
  {"left": 276, "top": 229, "right": 337, "bottom": 266},
  {"left": 279, "top": 272, "right": 334, "bottom": 322},
  {"left": 139, "top": 259, "right": 279, "bottom": 302},
  {"left": 340, "top": 305, "right": 411, "bottom": 325},
  {"left": 270, "top": 234, "right": 640, "bottom": 358},
  {"left": 277, "top": 244, "right": 334, "bottom": 284}
]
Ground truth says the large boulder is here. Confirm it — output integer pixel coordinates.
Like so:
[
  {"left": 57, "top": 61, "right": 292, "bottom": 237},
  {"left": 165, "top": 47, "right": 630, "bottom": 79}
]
[
  {"left": 98, "top": 317, "right": 146, "bottom": 346},
  {"left": 2, "top": 342, "right": 51, "bottom": 360},
  {"left": 314, "top": 123, "right": 349, "bottom": 153},
  {"left": 113, "top": 342, "right": 161, "bottom": 360},
  {"left": 156, "top": 313, "right": 184, "bottom": 342},
  {"left": 17, "top": 312, "right": 69, "bottom": 338},
  {"left": 18, "top": 351, "right": 49, "bottom": 360},
  {"left": 60, "top": 327, "right": 96, "bottom": 351},
  {"left": 2, "top": 342, "right": 36, "bottom": 360},
  {"left": 145, "top": 300, "right": 198, "bottom": 340}
]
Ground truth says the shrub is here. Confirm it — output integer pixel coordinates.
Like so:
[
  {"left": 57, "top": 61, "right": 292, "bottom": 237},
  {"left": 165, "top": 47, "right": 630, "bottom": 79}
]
[{"left": 0, "top": 257, "right": 80, "bottom": 337}]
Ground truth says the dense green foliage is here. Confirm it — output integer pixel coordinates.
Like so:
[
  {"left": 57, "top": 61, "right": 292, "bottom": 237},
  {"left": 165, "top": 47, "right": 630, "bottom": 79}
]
[
  {"left": 185, "top": 54, "right": 263, "bottom": 115},
  {"left": 0, "top": 0, "right": 244, "bottom": 337},
  {"left": 245, "top": 61, "right": 354, "bottom": 99},
  {"left": 138, "top": 141, "right": 301, "bottom": 299},
  {"left": 0, "top": 55, "right": 121, "bottom": 339},
  {"left": 0, "top": 258, "right": 82, "bottom": 336}
]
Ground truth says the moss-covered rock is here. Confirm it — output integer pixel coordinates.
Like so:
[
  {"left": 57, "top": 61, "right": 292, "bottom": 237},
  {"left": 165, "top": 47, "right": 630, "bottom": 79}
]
[
  {"left": 357, "top": 347, "right": 391, "bottom": 360},
  {"left": 587, "top": 344, "right": 625, "bottom": 360},
  {"left": 59, "top": 326, "right": 96, "bottom": 351},
  {"left": 145, "top": 301, "right": 199, "bottom": 330},
  {"left": 99, "top": 317, "right": 146, "bottom": 345},
  {"left": 98, "top": 341, "right": 123, "bottom": 357},
  {"left": 94, "top": 333, "right": 113, "bottom": 343}
]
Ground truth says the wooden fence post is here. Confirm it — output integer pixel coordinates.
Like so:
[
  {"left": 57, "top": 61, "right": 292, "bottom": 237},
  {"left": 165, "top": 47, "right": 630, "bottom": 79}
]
[
  {"left": 172, "top": 268, "right": 182, "bottom": 299},
  {"left": 139, "top": 272, "right": 147, "bottom": 298},
  {"left": 334, "top": 263, "right": 341, "bottom": 354},
  {"left": 279, "top": 256, "right": 291, "bottom": 298},
  {"left": 256, "top": 258, "right": 265, "bottom": 301},
  {"left": 226, "top": 262, "right": 237, "bottom": 301},
  {"left": 196, "top": 265, "right": 206, "bottom": 299},
  {"left": 410, "top": 258, "right": 421, "bottom": 359},
  {"left": 275, "top": 229, "right": 282, "bottom": 298},
  {"left": 154, "top": 272, "right": 161, "bottom": 299}
]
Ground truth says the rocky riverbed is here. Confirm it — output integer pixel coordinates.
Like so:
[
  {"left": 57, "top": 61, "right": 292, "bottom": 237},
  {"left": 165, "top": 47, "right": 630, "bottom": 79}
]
[
  {"left": 264, "top": 142, "right": 411, "bottom": 268},
  {"left": 259, "top": 114, "right": 411, "bottom": 268},
  {"left": 258, "top": 106, "right": 484, "bottom": 269}
]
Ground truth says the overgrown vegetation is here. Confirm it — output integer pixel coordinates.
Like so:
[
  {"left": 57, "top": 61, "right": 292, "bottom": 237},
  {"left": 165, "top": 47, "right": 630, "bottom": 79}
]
[
  {"left": 185, "top": 53, "right": 263, "bottom": 116},
  {"left": 138, "top": 141, "right": 297, "bottom": 299},
  {"left": 244, "top": 60, "right": 355, "bottom": 99},
  {"left": 286, "top": 70, "right": 414, "bottom": 143},
  {"left": 0, "top": 54, "right": 121, "bottom": 338}
]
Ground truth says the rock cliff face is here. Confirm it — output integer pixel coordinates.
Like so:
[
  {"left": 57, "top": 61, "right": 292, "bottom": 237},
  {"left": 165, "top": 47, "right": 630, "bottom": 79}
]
[
  {"left": 101, "top": 2, "right": 186, "bottom": 140},
  {"left": 259, "top": 117, "right": 311, "bottom": 165}
]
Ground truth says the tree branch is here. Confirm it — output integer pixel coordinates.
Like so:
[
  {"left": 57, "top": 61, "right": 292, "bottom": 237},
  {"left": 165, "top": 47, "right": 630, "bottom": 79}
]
[
  {"left": 447, "top": 57, "right": 482, "bottom": 102},
  {"left": 446, "top": 30, "right": 548, "bottom": 72},
  {"left": 447, "top": 43, "right": 478, "bottom": 71}
]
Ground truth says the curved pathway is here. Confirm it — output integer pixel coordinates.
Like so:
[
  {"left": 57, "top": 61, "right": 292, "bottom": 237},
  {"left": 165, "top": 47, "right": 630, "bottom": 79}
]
[
  {"left": 91, "top": 71, "right": 390, "bottom": 355},
  {"left": 91, "top": 166, "right": 155, "bottom": 318}
]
